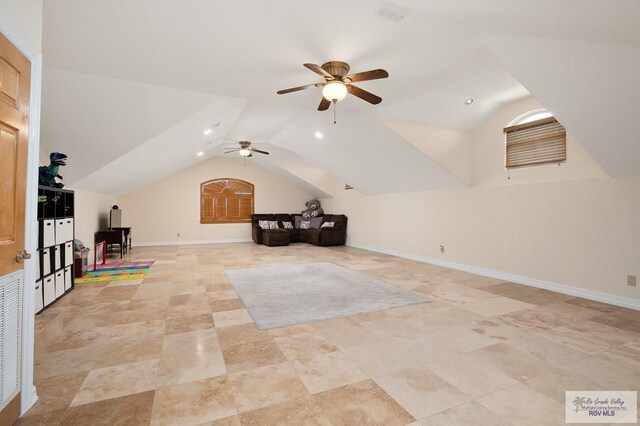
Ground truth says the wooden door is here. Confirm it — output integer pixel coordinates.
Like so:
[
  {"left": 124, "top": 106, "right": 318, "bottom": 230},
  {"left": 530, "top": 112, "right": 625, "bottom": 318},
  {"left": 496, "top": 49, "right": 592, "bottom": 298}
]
[{"left": 0, "top": 31, "right": 31, "bottom": 425}]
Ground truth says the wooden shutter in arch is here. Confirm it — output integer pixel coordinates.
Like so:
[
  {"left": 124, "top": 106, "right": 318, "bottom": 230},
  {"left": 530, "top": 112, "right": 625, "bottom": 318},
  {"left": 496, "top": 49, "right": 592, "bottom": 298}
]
[{"left": 200, "top": 178, "right": 254, "bottom": 224}]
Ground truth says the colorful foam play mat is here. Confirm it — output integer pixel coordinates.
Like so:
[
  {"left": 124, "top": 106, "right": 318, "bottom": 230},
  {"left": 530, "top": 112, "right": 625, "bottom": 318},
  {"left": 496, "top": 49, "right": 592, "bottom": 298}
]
[{"left": 75, "top": 260, "right": 155, "bottom": 284}]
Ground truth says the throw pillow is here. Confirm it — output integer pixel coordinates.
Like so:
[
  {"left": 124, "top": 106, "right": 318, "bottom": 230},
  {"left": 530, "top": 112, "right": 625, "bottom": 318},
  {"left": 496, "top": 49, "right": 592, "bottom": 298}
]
[
  {"left": 300, "top": 220, "right": 311, "bottom": 229},
  {"left": 282, "top": 221, "right": 294, "bottom": 229},
  {"left": 294, "top": 215, "right": 303, "bottom": 228},
  {"left": 258, "top": 220, "right": 269, "bottom": 230},
  {"left": 268, "top": 220, "right": 279, "bottom": 229},
  {"left": 321, "top": 221, "right": 335, "bottom": 228},
  {"left": 309, "top": 216, "right": 323, "bottom": 229}
]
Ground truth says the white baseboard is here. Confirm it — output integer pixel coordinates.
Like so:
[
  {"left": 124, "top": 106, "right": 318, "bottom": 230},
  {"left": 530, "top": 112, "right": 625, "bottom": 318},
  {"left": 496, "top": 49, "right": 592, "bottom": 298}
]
[
  {"left": 134, "top": 238, "right": 253, "bottom": 247},
  {"left": 347, "top": 242, "right": 640, "bottom": 311}
]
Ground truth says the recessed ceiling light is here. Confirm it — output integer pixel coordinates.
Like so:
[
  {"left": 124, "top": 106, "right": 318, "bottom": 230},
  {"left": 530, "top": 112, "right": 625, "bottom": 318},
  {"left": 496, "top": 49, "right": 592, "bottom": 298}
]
[
  {"left": 203, "top": 129, "right": 213, "bottom": 135},
  {"left": 197, "top": 151, "right": 204, "bottom": 157},
  {"left": 465, "top": 98, "right": 474, "bottom": 105},
  {"left": 315, "top": 131, "right": 323, "bottom": 139}
]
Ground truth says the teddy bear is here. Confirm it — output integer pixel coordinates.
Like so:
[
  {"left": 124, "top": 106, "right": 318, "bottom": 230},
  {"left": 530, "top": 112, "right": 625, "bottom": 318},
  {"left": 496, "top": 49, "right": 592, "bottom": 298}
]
[{"left": 301, "top": 199, "right": 324, "bottom": 219}]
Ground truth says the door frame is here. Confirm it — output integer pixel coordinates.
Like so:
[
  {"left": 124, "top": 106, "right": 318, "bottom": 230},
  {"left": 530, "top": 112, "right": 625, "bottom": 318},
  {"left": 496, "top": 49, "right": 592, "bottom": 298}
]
[{"left": 0, "top": 10, "right": 42, "bottom": 415}]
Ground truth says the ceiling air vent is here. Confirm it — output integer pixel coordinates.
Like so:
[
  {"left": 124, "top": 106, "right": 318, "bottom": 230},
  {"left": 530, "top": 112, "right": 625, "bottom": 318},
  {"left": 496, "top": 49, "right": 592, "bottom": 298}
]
[{"left": 375, "top": 2, "right": 410, "bottom": 21}]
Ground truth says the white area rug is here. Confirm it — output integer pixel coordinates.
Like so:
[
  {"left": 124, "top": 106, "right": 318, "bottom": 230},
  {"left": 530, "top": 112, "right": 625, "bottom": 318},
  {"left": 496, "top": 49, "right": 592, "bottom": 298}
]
[{"left": 225, "top": 262, "right": 430, "bottom": 329}]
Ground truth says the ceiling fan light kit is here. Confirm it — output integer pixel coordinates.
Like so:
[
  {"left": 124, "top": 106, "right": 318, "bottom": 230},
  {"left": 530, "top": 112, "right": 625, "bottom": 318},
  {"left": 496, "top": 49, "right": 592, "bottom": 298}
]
[
  {"left": 322, "top": 81, "right": 347, "bottom": 102},
  {"left": 277, "top": 60, "right": 389, "bottom": 121},
  {"left": 224, "top": 141, "right": 269, "bottom": 158}
]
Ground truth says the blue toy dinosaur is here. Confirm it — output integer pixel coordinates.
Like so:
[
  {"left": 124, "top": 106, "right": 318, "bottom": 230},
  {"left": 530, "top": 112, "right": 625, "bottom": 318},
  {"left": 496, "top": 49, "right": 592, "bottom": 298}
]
[{"left": 38, "top": 152, "right": 67, "bottom": 188}]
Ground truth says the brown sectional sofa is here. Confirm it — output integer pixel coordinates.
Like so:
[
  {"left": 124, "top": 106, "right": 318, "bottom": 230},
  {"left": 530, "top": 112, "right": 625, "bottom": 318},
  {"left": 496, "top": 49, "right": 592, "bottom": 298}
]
[{"left": 251, "top": 213, "right": 347, "bottom": 247}]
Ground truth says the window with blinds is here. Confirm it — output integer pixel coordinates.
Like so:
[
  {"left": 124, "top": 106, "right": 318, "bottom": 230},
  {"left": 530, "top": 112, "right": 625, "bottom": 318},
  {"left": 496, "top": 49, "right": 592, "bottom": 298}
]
[{"left": 504, "top": 116, "right": 566, "bottom": 169}]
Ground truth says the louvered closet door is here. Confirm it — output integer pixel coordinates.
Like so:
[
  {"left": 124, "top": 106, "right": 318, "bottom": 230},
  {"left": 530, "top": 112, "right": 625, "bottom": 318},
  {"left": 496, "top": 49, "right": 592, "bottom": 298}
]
[{"left": 0, "top": 273, "right": 21, "bottom": 409}]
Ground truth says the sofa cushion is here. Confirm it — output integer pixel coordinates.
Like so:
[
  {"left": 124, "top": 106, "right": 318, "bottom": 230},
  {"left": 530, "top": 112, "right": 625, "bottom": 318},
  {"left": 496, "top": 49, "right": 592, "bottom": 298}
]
[
  {"left": 252, "top": 214, "right": 275, "bottom": 226},
  {"left": 294, "top": 215, "right": 303, "bottom": 228},
  {"left": 309, "top": 216, "right": 323, "bottom": 229}
]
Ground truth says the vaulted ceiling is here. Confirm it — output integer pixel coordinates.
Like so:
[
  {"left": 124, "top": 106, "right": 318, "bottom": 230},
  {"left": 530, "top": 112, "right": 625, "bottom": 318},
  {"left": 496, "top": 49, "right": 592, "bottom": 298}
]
[{"left": 40, "top": 0, "right": 640, "bottom": 195}]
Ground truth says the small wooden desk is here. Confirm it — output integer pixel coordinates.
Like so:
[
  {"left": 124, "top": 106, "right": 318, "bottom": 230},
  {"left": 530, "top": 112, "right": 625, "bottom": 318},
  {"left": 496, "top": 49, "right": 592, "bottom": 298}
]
[
  {"left": 95, "top": 230, "right": 126, "bottom": 258},
  {"left": 110, "top": 227, "right": 132, "bottom": 250}
]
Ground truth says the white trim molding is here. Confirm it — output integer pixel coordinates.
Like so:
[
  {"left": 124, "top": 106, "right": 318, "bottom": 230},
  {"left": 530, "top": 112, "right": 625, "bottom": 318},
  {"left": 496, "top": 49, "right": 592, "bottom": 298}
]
[
  {"left": 347, "top": 242, "right": 640, "bottom": 311},
  {"left": 0, "top": 9, "right": 42, "bottom": 414},
  {"left": 133, "top": 238, "right": 253, "bottom": 247}
]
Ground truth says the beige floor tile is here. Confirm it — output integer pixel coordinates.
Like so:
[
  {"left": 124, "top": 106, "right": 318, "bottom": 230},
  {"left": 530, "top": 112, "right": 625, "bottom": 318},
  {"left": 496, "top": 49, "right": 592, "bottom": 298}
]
[
  {"left": 416, "top": 400, "right": 510, "bottom": 425},
  {"left": 222, "top": 339, "right": 288, "bottom": 374},
  {"left": 158, "top": 329, "right": 227, "bottom": 385},
  {"left": 426, "top": 351, "right": 519, "bottom": 398},
  {"left": 525, "top": 368, "right": 604, "bottom": 404},
  {"left": 94, "top": 336, "right": 164, "bottom": 368},
  {"left": 478, "top": 383, "right": 566, "bottom": 426},
  {"left": 229, "top": 362, "right": 310, "bottom": 413},
  {"left": 71, "top": 358, "right": 159, "bottom": 406},
  {"left": 373, "top": 367, "right": 471, "bottom": 419},
  {"left": 502, "top": 334, "right": 591, "bottom": 368},
  {"left": 473, "top": 342, "right": 554, "bottom": 381},
  {"left": 198, "top": 415, "right": 241, "bottom": 426},
  {"left": 273, "top": 332, "right": 337, "bottom": 361},
  {"left": 23, "top": 371, "right": 87, "bottom": 417},
  {"left": 217, "top": 323, "right": 270, "bottom": 348},
  {"left": 213, "top": 309, "right": 253, "bottom": 328},
  {"left": 61, "top": 391, "right": 155, "bottom": 426},
  {"left": 34, "top": 346, "right": 98, "bottom": 379},
  {"left": 293, "top": 350, "right": 368, "bottom": 394},
  {"left": 460, "top": 296, "right": 537, "bottom": 317},
  {"left": 151, "top": 376, "right": 237, "bottom": 425},
  {"left": 15, "top": 408, "right": 67, "bottom": 426},
  {"left": 165, "top": 313, "right": 215, "bottom": 335},
  {"left": 562, "top": 353, "right": 640, "bottom": 390},
  {"left": 239, "top": 396, "right": 331, "bottom": 426},
  {"left": 313, "top": 379, "right": 415, "bottom": 425},
  {"left": 210, "top": 298, "right": 245, "bottom": 313}
]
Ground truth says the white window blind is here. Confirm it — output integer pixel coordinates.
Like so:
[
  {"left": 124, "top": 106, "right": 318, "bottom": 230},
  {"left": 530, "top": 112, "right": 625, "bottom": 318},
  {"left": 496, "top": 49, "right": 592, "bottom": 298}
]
[{"left": 504, "top": 116, "right": 566, "bottom": 169}]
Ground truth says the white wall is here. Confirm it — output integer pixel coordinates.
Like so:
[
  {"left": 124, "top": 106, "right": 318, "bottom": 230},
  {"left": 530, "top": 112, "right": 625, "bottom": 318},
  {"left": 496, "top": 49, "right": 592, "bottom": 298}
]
[
  {"left": 72, "top": 189, "right": 117, "bottom": 263},
  {"left": 378, "top": 115, "right": 473, "bottom": 185},
  {"left": 322, "top": 99, "right": 640, "bottom": 305},
  {"left": 118, "top": 157, "right": 312, "bottom": 245},
  {"left": 0, "top": 0, "right": 43, "bottom": 52},
  {"left": 323, "top": 176, "right": 640, "bottom": 302}
]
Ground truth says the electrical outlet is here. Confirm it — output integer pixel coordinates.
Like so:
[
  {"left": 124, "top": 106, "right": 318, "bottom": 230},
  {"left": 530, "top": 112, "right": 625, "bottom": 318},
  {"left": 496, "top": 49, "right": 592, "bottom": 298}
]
[
  {"left": 440, "top": 245, "right": 445, "bottom": 254},
  {"left": 628, "top": 275, "right": 637, "bottom": 287}
]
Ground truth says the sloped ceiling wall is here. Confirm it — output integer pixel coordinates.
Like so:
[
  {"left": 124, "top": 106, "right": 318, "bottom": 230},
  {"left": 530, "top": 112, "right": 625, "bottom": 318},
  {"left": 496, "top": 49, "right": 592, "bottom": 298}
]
[{"left": 484, "top": 36, "right": 640, "bottom": 176}]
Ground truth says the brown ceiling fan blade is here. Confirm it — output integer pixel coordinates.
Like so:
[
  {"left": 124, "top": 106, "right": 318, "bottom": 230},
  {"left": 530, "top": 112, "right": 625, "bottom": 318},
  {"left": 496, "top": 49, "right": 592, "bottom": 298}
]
[
  {"left": 277, "top": 84, "right": 316, "bottom": 95},
  {"left": 345, "top": 69, "right": 389, "bottom": 83},
  {"left": 251, "top": 148, "right": 270, "bottom": 155},
  {"left": 318, "top": 97, "right": 331, "bottom": 111},
  {"left": 347, "top": 85, "right": 382, "bottom": 105},
  {"left": 304, "top": 63, "right": 333, "bottom": 79},
  {"left": 224, "top": 149, "right": 240, "bottom": 154}
]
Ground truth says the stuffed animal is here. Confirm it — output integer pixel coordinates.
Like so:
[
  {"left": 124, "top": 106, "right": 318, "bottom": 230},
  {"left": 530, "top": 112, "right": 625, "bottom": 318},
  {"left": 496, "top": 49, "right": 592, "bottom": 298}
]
[
  {"left": 301, "top": 199, "right": 324, "bottom": 219},
  {"left": 38, "top": 152, "right": 68, "bottom": 188}
]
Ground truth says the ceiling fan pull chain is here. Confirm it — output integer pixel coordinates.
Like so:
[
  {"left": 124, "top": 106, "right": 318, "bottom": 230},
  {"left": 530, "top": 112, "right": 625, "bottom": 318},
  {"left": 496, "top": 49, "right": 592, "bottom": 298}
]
[{"left": 333, "top": 100, "right": 337, "bottom": 124}]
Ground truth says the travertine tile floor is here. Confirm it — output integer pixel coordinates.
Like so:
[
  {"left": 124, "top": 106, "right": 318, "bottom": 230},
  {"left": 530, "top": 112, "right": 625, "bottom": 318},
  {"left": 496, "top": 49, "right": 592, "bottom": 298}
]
[{"left": 19, "top": 243, "right": 640, "bottom": 425}]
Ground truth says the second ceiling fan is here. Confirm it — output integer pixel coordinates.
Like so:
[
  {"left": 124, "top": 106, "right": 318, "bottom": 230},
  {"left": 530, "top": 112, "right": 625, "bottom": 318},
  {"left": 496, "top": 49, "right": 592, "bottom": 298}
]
[{"left": 277, "top": 61, "right": 389, "bottom": 111}]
